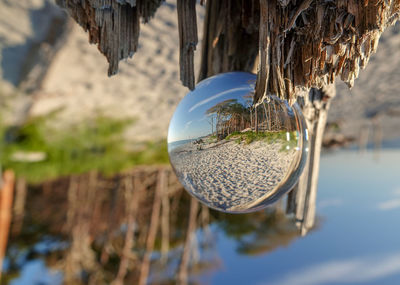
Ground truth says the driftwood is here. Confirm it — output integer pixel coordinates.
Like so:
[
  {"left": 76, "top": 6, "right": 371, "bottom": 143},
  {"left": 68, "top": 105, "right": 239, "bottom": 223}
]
[
  {"left": 198, "top": 0, "right": 260, "bottom": 81},
  {"left": 177, "top": 0, "right": 198, "bottom": 89},
  {"left": 254, "top": 0, "right": 400, "bottom": 102},
  {"left": 199, "top": 0, "right": 400, "bottom": 102},
  {"left": 57, "top": 0, "right": 400, "bottom": 101},
  {"left": 55, "top": 0, "right": 162, "bottom": 76}
]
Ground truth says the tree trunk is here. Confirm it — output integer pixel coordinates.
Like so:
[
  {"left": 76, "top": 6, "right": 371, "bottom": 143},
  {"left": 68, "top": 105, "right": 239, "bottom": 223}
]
[
  {"left": 198, "top": 0, "right": 259, "bottom": 81},
  {"left": 254, "top": 0, "right": 400, "bottom": 102},
  {"left": 58, "top": 0, "right": 399, "bottom": 101},
  {"left": 286, "top": 84, "right": 336, "bottom": 235},
  {"left": 198, "top": 1, "right": 337, "bottom": 218}
]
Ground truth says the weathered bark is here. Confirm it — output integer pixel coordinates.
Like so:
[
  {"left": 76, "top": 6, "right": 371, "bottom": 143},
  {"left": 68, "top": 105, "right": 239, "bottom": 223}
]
[
  {"left": 56, "top": 0, "right": 163, "bottom": 76},
  {"left": 177, "top": 0, "right": 198, "bottom": 89},
  {"left": 254, "top": 0, "right": 270, "bottom": 103},
  {"left": 254, "top": 0, "right": 400, "bottom": 102},
  {"left": 57, "top": 0, "right": 400, "bottom": 102},
  {"left": 198, "top": 0, "right": 260, "bottom": 80}
]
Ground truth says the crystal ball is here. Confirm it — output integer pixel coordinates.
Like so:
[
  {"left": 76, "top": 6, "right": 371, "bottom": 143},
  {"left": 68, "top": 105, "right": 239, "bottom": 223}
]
[{"left": 168, "top": 72, "right": 308, "bottom": 213}]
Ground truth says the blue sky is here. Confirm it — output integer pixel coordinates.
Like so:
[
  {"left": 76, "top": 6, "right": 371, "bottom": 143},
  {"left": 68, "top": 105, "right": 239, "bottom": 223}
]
[{"left": 168, "top": 72, "right": 256, "bottom": 143}]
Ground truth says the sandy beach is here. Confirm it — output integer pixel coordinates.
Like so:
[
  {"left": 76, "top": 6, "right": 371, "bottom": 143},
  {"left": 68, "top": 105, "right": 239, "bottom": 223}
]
[{"left": 170, "top": 139, "right": 299, "bottom": 212}]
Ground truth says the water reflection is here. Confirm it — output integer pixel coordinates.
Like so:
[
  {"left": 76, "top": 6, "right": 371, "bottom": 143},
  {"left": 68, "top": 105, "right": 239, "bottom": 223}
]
[
  {"left": 168, "top": 72, "right": 308, "bottom": 213},
  {"left": 0, "top": 167, "right": 315, "bottom": 284}
]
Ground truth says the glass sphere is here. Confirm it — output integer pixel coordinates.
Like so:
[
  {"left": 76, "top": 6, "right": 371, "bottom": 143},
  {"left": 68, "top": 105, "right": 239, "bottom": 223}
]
[{"left": 168, "top": 72, "right": 308, "bottom": 213}]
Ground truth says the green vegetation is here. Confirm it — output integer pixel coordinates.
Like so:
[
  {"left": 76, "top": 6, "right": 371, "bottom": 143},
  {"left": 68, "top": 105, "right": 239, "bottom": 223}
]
[
  {"left": 206, "top": 134, "right": 217, "bottom": 144},
  {"left": 0, "top": 115, "right": 169, "bottom": 183},
  {"left": 226, "top": 130, "right": 293, "bottom": 144},
  {"left": 225, "top": 130, "right": 298, "bottom": 151}
]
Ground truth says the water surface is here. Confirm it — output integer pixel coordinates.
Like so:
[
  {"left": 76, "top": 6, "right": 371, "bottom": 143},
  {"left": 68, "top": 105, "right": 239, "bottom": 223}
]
[{"left": 2, "top": 148, "right": 400, "bottom": 285}]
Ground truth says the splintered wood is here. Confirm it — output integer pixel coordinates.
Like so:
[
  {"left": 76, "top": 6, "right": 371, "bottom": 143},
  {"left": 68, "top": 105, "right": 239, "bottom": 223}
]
[
  {"left": 198, "top": 0, "right": 260, "bottom": 81},
  {"left": 254, "top": 0, "right": 400, "bottom": 102},
  {"left": 57, "top": 0, "right": 400, "bottom": 101},
  {"left": 177, "top": 0, "right": 198, "bottom": 90},
  {"left": 56, "top": 0, "right": 163, "bottom": 76}
]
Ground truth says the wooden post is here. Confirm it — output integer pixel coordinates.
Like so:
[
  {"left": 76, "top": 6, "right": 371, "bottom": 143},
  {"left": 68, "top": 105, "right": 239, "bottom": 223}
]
[
  {"left": 287, "top": 84, "right": 336, "bottom": 235},
  {"left": 0, "top": 170, "right": 15, "bottom": 280}
]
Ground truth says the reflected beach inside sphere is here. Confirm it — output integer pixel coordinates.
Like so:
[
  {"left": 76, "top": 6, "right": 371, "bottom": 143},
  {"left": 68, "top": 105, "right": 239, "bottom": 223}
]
[{"left": 168, "top": 72, "right": 308, "bottom": 213}]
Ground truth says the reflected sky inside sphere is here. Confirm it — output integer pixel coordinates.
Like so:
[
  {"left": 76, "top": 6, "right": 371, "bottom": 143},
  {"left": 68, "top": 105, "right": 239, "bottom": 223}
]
[
  {"left": 168, "top": 73, "right": 256, "bottom": 143},
  {"left": 168, "top": 72, "right": 309, "bottom": 213}
]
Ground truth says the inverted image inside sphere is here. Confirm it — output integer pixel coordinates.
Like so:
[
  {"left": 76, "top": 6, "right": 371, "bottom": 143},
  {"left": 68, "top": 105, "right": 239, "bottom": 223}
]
[{"left": 168, "top": 72, "right": 308, "bottom": 213}]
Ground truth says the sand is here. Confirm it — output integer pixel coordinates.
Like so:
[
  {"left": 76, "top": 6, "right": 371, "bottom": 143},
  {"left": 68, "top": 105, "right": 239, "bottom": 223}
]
[{"left": 170, "top": 139, "right": 299, "bottom": 212}]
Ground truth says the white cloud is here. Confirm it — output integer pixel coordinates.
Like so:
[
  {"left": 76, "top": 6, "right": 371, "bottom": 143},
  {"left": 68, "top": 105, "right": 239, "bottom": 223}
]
[
  {"left": 267, "top": 252, "right": 400, "bottom": 285},
  {"left": 183, "top": 120, "right": 193, "bottom": 131},
  {"left": 378, "top": 199, "right": 400, "bottom": 211},
  {"left": 188, "top": 87, "right": 250, "bottom": 113},
  {"left": 317, "top": 199, "right": 343, "bottom": 210}
]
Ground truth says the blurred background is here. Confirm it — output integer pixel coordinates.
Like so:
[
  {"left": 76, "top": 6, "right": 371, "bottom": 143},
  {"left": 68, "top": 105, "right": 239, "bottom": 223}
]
[{"left": 1, "top": 0, "right": 400, "bottom": 284}]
